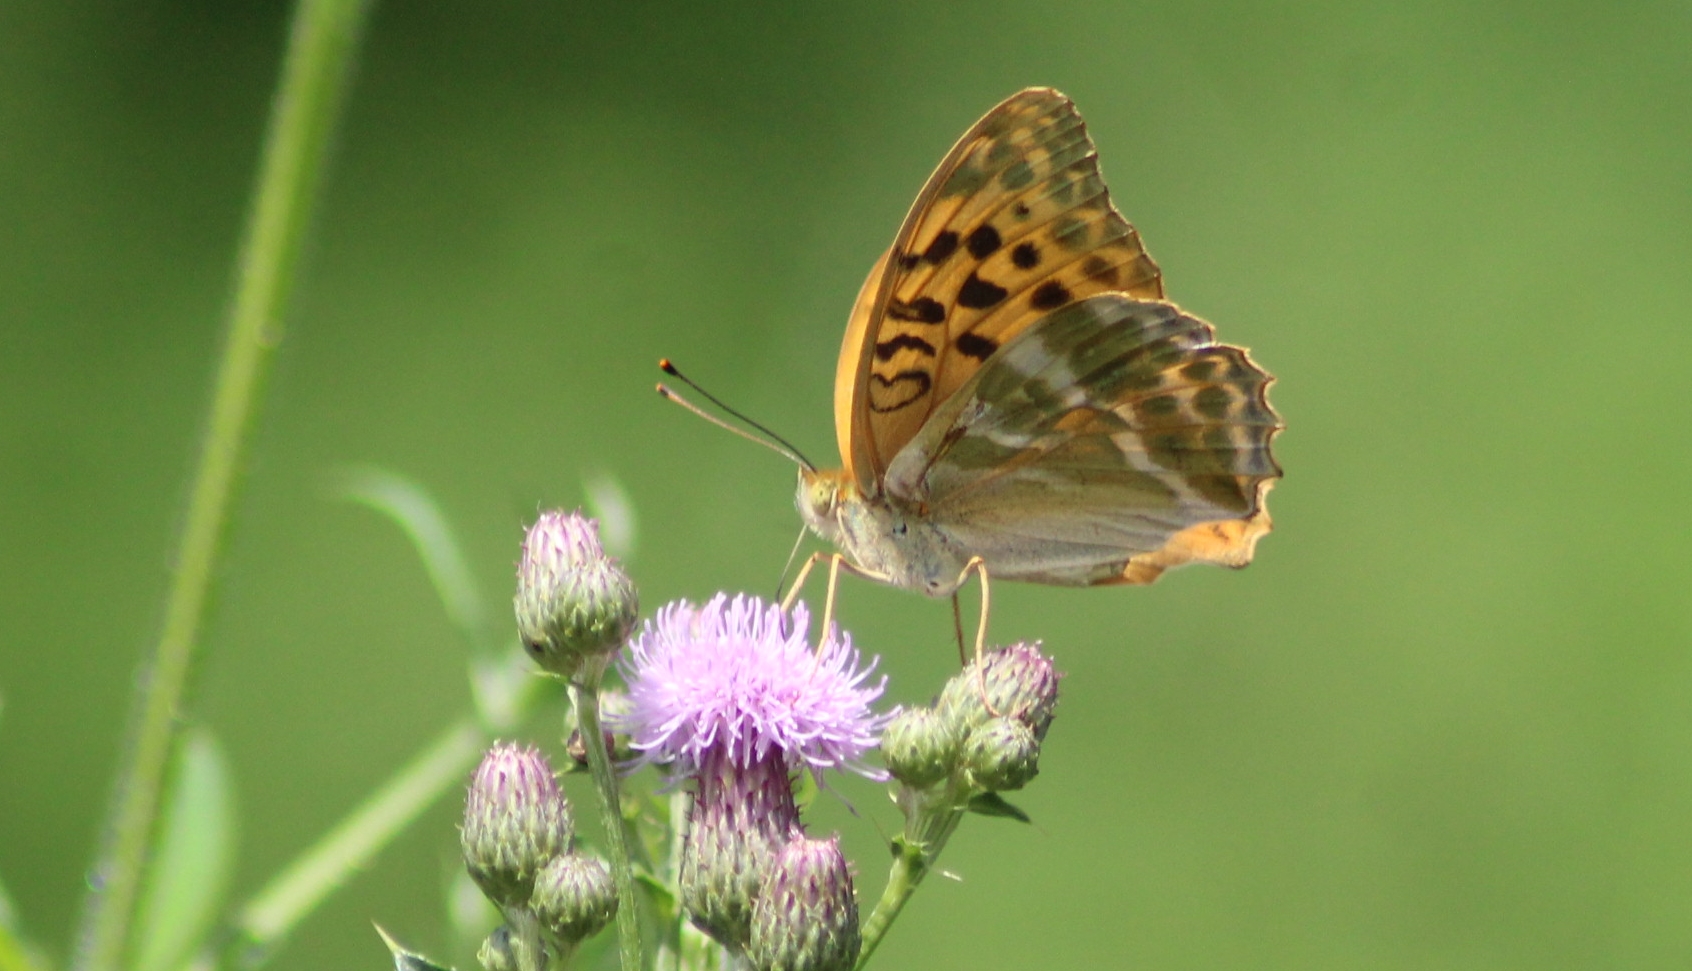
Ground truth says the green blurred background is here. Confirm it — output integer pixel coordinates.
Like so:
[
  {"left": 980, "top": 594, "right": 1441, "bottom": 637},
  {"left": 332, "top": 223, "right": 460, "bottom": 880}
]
[{"left": 3, "top": 1, "right": 1690, "bottom": 968}]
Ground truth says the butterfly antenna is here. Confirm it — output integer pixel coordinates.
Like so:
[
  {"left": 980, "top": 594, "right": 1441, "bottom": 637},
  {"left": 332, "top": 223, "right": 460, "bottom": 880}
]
[{"left": 657, "top": 359, "right": 816, "bottom": 471}]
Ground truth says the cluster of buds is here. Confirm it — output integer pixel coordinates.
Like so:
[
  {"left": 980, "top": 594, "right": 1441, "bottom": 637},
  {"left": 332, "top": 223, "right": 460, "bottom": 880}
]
[
  {"left": 461, "top": 743, "right": 617, "bottom": 962},
  {"left": 883, "top": 642, "right": 1061, "bottom": 811}
]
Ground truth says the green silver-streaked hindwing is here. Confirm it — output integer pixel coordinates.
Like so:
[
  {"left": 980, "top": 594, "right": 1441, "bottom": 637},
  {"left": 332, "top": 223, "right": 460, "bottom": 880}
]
[{"left": 886, "top": 294, "right": 1281, "bottom": 586}]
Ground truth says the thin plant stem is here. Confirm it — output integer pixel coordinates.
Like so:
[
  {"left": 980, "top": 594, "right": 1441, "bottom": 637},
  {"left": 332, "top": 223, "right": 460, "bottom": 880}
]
[
  {"left": 570, "top": 673, "right": 644, "bottom": 971},
  {"left": 855, "top": 791, "right": 967, "bottom": 969},
  {"left": 69, "top": 1, "right": 374, "bottom": 968}
]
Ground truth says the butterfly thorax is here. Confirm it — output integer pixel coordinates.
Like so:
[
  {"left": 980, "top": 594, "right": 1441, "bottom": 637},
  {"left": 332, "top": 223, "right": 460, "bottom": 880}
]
[{"left": 796, "top": 468, "right": 968, "bottom": 598}]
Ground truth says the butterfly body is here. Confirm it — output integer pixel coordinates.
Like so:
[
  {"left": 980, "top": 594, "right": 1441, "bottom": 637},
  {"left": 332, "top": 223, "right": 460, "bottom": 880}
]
[
  {"left": 797, "top": 88, "right": 1282, "bottom": 597},
  {"left": 798, "top": 467, "right": 966, "bottom": 596}
]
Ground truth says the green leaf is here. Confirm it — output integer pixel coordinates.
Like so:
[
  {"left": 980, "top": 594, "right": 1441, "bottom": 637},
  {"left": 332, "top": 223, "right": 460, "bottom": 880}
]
[
  {"left": 965, "top": 791, "right": 1032, "bottom": 823},
  {"left": 131, "top": 727, "right": 236, "bottom": 971},
  {"left": 329, "top": 465, "right": 488, "bottom": 646},
  {"left": 374, "top": 925, "right": 457, "bottom": 971}
]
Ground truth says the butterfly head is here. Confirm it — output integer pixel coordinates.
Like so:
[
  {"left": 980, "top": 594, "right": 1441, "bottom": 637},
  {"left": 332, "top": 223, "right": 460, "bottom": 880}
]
[{"left": 795, "top": 467, "right": 854, "bottom": 548}]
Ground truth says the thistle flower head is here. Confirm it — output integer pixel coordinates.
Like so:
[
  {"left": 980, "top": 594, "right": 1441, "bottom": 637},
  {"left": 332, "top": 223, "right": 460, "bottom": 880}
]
[{"left": 612, "top": 594, "right": 888, "bottom": 781}]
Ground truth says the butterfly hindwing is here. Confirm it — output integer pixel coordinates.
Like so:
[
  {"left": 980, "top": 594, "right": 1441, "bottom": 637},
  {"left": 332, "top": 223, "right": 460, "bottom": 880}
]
[
  {"left": 840, "top": 88, "right": 1166, "bottom": 491},
  {"left": 883, "top": 294, "right": 1281, "bottom": 586}
]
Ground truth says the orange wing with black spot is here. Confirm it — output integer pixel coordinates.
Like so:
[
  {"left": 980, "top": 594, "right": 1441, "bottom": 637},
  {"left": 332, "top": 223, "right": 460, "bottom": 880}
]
[{"left": 835, "top": 88, "right": 1165, "bottom": 493}]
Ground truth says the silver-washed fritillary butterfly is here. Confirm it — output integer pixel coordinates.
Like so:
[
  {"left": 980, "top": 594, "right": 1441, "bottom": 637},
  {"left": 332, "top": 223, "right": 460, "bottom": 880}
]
[{"left": 794, "top": 87, "right": 1283, "bottom": 602}]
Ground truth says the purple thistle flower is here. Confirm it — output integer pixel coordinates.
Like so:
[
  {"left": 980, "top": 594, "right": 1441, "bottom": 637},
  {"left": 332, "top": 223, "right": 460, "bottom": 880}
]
[
  {"left": 612, "top": 594, "right": 889, "bottom": 781},
  {"left": 612, "top": 594, "right": 887, "bottom": 949}
]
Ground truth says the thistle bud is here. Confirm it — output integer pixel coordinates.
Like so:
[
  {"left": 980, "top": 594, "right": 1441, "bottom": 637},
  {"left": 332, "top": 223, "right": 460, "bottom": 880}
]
[
  {"left": 476, "top": 925, "right": 519, "bottom": 971},
  {"left": 880, "top": 706, "right": 962, "bottom": 788},
  {"left": 938, "top": 642, "right": 1060, "bottom": 738},
  {"left": 515, "top": 510, "right": 638, "bottom": 680},
  {"left": 461, "top": 743, "right": 573, "bottom": 907},
  {"left": 961, "top": 715, "right": 1042, "bottom": 792},
  {"left": 531, "top": 852, "right": 618, "bottom": 946},
  {"left": 748, "top": 836, "right": 861, "bottom": 971}
]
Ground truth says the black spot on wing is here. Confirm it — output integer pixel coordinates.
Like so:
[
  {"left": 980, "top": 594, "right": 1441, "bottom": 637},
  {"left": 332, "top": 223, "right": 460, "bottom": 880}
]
[
  {"left": 875, "top": 334, "right": 937, "bottom": 361},
  {"left": 888, "top": 296, "right": 947, "bottom": 325},
  {"left": 1030, "top": 280, "right": 1073, "bottom": 310},
  {"left": 1011, "top": 241, "right": 1041, "bottom": 269},
  {"left": 957, "top": 272, "right": 1009, "bottom": 309},
  {"left": 955, "top": 332, "right": 999, "bottom": 361},
  {"left": 923, "top": 231, "right": 959, "bottom": 264},
  {"left": 965, "top": 224, "right": 1002, "bottom": 259}
]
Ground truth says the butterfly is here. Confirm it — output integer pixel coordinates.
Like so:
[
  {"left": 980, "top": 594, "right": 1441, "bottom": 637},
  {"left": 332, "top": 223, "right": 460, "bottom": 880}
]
[{"left": 793, "top": 87, "right": 1282, "bottom": 607}]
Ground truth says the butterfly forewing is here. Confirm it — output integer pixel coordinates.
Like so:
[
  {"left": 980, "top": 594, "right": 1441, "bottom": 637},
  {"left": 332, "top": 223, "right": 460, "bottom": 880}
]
[
  {"left": 885, "top": 295, "right": 1281, "bottom": 586},
  {"left": 842, "top": 88, "right": 1166, "bottom": 490}
]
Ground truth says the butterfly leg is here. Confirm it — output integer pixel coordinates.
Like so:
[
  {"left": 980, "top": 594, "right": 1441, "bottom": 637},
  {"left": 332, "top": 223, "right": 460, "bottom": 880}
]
[
  {"left": 953, "top": 556, "right": 992, "bottom": 661},
  {"left": 779, "top": 551, "right": 837, "bottom": 616},
  {"left": 951, "top": 556, "right": 1003, "bottom": 715},
  {"left": 820, "top": 552, "right": 844, "bottom": 646},
  {"left": 950, "top": 593, "right": 968, "bottom": 665},
  {"left": 781, "top": 551, "right": 884, "bottom": 648}
]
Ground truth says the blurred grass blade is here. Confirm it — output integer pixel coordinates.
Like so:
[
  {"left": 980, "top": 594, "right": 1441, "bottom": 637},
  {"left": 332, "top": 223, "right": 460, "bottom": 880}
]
[
  {"left": 131, "top": 729, "right": 235, "bottom": 971},
  {"left": 330, "top": 465, "right": 488, "bottom": 646},
  {"left": 71, "top": 2, "right": 375, "bottom": 969},
  {"left": 0, "top": 870, "right": 51, "bottom": 971},
  {"left": 233, "top": 721, "right": 485, "bottom": 962},
  {"left": 0, "top": 928, "right": 43, "bottom": 971}
]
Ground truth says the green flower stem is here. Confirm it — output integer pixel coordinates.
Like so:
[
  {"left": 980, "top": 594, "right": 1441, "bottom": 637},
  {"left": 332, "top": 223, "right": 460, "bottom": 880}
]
[
  {"left": 232, "top": 719, "right": 486, "bottom": 960},
  {"left": 855, "top": 789, "right": 968, "bottom": 969},
  {"left": 505, "top": 908, "right": 549, "bottom": 971},
  {"left": 571, "top": 672, "right": 644, "bottom": 971},
  {"left": 70, "top": 2, "right": 373, "bottom": 969}
]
